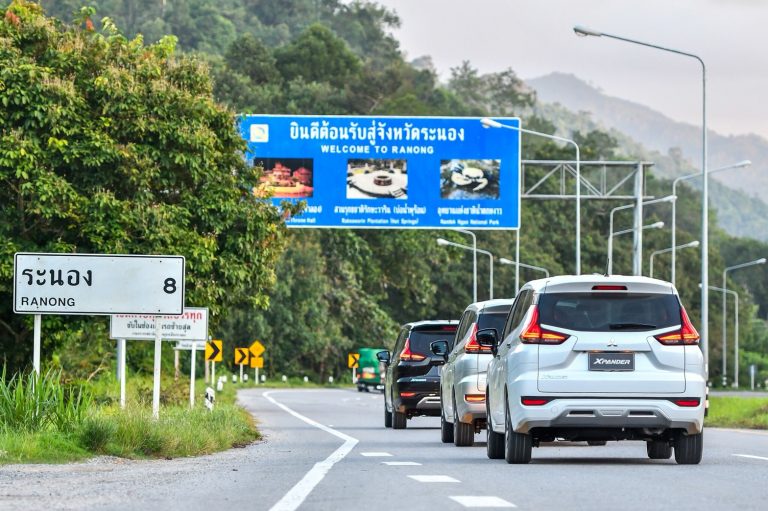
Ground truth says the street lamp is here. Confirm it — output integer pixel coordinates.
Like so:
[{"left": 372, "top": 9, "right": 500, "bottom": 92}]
[
  {"left": 499, "top": 258, "right": 550, "bottom": 289},
  {"left": 574, "top": 24, "right": 711, "bottom": 378},
  {"left": 437, "top": 238, "right": 494, "bottom": 300},
  {"left": 609, "top": 222, "right": 664, "bottom": 275},
  {"left": 607, "top": 195, "right": 676, "bottom": 275},
  {"left": 455, "top": 229, "right": 477, "bottom": 303},
  {"left": 703, "top": 284, "right": 739, "bottom": 388},
  {"left": 649, "top": 240, "right": 699, "bottom": 279},
  {"left": 671, "top": 161, "right": 751, "bottom": 286},
  {"left": 722, "top": 258, "right": 766, "bottom": 385},
  {"left": 481, "top": 117, "right": 581, "bottom": 276}
]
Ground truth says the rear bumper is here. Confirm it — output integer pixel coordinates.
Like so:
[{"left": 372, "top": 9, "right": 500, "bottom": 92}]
[
  {"left": 394, "top": 377, "right": 440, "bottom": 415},
  {"left": 454, "top": 376, "right": 487, "bottom": 423}
]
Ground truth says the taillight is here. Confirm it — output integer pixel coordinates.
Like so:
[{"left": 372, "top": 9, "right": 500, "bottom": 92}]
[
  {"left": 592, "top": 285, "right": 628, "bottom": 291},
  {"left": 521, "top": 397, "right": 552, "bottom": 406},
  {"left": 400, "top": 392, "right": 416, "bottom": 398},
  {"left": 520, "top": 306, "right": 569, "bottom": 345},
  {"left": 655, "top": 306, "right": 700, "bottom": 345},
  {"left": 399, "top": 338, "right": 426, "bottom": 361},
  {"left": 464, "top": 323, "right": 492, "bottom": 354},
  {"left": 465, "top": 394, "right": 485, "bottom": 403},
  {"left": 672, "top": 398, "right": 700, "bottom": 407}
]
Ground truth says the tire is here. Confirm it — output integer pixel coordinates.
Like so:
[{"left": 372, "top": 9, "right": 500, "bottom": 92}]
[
  {"left": 674, "top": 431, "right": 703, "bottom": 465},
  {"left": 392, "top": 409, "right": 407, "bottom": 429},
  {"left": 504, "top": 395, "right": 532, "bottom": 464},
  {"left": 647, "top": 440, "right": 672, "bottom": 459},
  {"left": 486, "top": 396, "right": 504, "bottom": 459},
  {"left": 384, "top": 401, "right": 392, "bottom": 428},
  {"left": 453, "top": 394, "right": 474, "bottom": 447},
  {"left": 357, "top": 386, "right": 363, "bottom": 392},
  {"left": 441, "top": 407, "right": 454, "bottom": 443},
  {"left": 588, "top": 440, "right": 607, "bottom": 446}
]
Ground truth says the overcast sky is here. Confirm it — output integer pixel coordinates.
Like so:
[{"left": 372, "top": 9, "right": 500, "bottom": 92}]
[{"left": 376, "top": 0, "right": 768, "bottom": 139}]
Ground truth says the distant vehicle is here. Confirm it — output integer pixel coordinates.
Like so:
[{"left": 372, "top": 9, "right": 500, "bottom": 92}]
[
  {"left": 378, "top": 320, "right": 459, "bottom": 429},
  {"left": 431, "top": 299, "right": 514, "bottom": 446},
  {"left": 356, "top": 347, "right": 386, "bottom": 392},
  {"left": 480, "top": 275, "right": 706, "bottom": 464}
]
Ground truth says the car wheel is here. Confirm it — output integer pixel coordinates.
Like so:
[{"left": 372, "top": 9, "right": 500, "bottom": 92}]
[
  {"left": 647, "top": 440, "right": 672, "bottom": 459},
  {"left": 674, "top": 431, "right": 703, "bottom": 465},
  {"left": 588, "top": 440, "right": 607, "bottom": 446},
  {"left": 504, "top": 394, "right": 532, "bottom": 464},
  {"left": 453, "top": 394, "right": 474, "bottom": 447},
  {"left": 486, "top": 395, "right": 504, "bottom": 460},
  {"left": 357, "top": 386, "right": 363, "bottom": 392},
  {"left": 440, "top": 405, "right": 454, "bottom": 443},
  {"left": 384, "top": 400, "right": 392, "bottom": 428},
  {"left": 392, "top": 407, "right": 407, "bottom": 430}
]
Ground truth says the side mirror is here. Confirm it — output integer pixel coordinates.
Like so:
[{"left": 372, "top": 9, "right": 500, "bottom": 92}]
[
  {"left": 376, "top": 350, "right": 391, "bottom": 365},
  {"left": 430, "top": 340, "right": 450, "bottom": 364},
  {"left": 476, "top": 328, "right": 499, "bottom": 356}
]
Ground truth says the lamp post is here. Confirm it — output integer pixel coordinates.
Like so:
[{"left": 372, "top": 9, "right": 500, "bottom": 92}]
[
  {"left": 704, "top": 285, "right": 739, "bottom": 388},
  {"left": 722, "top": 258, "right": 766, "bottom": 385},
  {"left": 609, "top": 222, "right": 664, "bottom": 275},
  {"left": 574, "top": 24, "right": 711, "bottom": 377},
  {"left": 481, "top": 117, "right": 581, "bottom": 276},
  {"left": 671, "top": 161, "right": 751, "bottom": 286},
  {"left": 437, "top": 238, "right": 494, "bottom": 300},
  {"left": 649, "top": 240, "right": 699, "bottom": 279},
  {"left": 499, "top": 258, "right": 550, "bottom": 283},
  {"left": 607, "top": 195, "right": 676, "bottom": 275},
  {"left": 455, "top": 229, "right": 477, "bottom": 303}
]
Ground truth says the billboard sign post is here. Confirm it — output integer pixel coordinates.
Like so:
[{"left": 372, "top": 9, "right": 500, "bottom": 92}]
[{"left": 240, "top": 115, "right": 521, "bottom": 230}]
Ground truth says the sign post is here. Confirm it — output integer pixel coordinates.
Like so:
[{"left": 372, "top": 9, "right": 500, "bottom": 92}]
[
  {"left": 206, "top": 339, "right": 222, "bottom": 393},
  {"left": 248, "top": 340, "right": 265, "bottom": 384},
  {"left": 348, "top": 353, "right": 359, "bottom": 384},
  {"left": 152, "top": 319, "right": 163, "bottom": 419},
  {"left": 189, "top": 341, "right": 198, "bottom": 408},
  {"left": 33, "top": 314, "right": 41, "bottom": 374},
  {"left": 118, "top": 338, "right": 127, "bottom": 409}
]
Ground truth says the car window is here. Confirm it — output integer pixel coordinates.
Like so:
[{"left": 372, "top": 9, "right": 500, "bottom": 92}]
[
  {"left": 453, "top": 311, "right": 471, "bottom": 350},
  {"left": 393, "top": 328, "right": 408, "bottom": 356},
  {"left": 410, "top": 326, "right": 458, "bottom": 355},
  {"left": 503, "top": 291, "right": 527, "bottom": 339},
  {"left": 478, "top": 309, "right": 510, "bottom": 336},
  {"left": 538, "top": 292, "right": 680, "bottom": 332}
]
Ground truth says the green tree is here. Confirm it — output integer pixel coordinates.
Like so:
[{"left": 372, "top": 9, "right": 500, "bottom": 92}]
[{"left": 0, "top": 1, "right": 292, "bottom": 371}]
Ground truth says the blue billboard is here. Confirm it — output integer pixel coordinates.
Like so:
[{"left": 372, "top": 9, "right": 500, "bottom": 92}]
[{"left": 239, "top": 115, "right": 520, "bottom": 229}]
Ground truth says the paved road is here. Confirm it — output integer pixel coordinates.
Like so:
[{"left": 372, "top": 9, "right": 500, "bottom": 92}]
[{"left": 1, "top": 388, "right": 767, "bottom": 510}]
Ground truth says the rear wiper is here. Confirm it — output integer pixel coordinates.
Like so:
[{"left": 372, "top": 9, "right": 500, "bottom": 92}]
[{"left": 609, "top": 322, "right": 657, "bottom": 330}]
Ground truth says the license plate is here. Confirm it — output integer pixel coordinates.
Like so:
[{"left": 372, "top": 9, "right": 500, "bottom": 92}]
[{"left": 588, "top": 352, "right": 634, "bottom": 371}]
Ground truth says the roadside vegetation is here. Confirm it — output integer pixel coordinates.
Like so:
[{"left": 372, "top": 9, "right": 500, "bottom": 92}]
[
  {"left": 705, "top": 396, "right": 768, "bottom": 429},
  {"left": 0, "top": 370, "right": 259, "bottom": 464}
]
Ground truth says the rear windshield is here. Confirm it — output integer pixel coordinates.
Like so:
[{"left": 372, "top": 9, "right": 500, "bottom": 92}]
[
  {"left": 410, "top": 328, "right": 456, "bottom": 353},
  {"left": 538, "top": 293, "right": 680, "bottom": 332},
  {"left": 478, "top": 311, "right": 510, "bottom": 335}
]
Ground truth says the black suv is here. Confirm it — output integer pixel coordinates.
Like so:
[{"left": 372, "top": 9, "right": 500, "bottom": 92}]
[{"left": 378, "top": 320, "right": 458, "bottom": 429}]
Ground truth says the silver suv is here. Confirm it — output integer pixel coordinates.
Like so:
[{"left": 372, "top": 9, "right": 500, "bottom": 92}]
[
  {"left": 431, "top": 299, "right": 514, "bottom": 447},
  {"left": 479, "top": 275, "right": 706, "bottom": 464}
]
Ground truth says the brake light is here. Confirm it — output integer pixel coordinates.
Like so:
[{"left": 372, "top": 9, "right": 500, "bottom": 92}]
[
  {"left": 672, "top": 398, "right": 700, "bottom": 407},
  {"left": 655, "top": 306, "right": 700, "bottom": 345},
  {"left": 465, "top": 394, "right": 486, "bottom": 403},
  {"left": 464, "top": 323, "right": 493, "bottom": 354},
  {"left": 441, "top": 326, "right": 458, "bottom": 331},
  {"left": 399, "top": 338, "right": 426, "bottom": 361},
  {"left": 520, "top": 306, "right": 569, "bottom": 344},
  {"left": 521, "top": 397, "right": 552, "bottom": 406},
  {"left": 592, "top": 285, "right": 628, "bottom": 291},
  {"left": 400, "top": 392, "right": 416, "bottom": 398}
]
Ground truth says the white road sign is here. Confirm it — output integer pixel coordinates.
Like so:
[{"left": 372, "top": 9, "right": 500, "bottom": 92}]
[
  {"left": 174, "top": 340, "right": 205, "bottom": 350},
  {"left": 110, "top": 308, "right": 208, "bottom": 341},
  {"left": 14, "top": 253, "right": 185, "bottom": 315}
]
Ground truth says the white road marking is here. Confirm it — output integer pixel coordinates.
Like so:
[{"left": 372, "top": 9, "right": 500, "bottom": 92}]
[
  {"left": 382, "top": 461, "right": 421, "bottom": 466},
  {"left": 408, "top": 475, "right": 460, "bottom": 483},
  {"left": 361, "top": 452, "right": 392, "bottom": 457},
  {"left": 264, "top": 391, "right": 359, "bottom": 511},
  {"left": 450, "top": 496, "right": 517, "bottom": 508},
  {"left": 734, "top": 453, "right": 768, "bottom": 461}
]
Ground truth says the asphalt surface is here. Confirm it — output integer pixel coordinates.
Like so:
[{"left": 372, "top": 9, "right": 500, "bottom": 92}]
[{"left": 1, "top": 387, "right": 767, "bottom": 510}]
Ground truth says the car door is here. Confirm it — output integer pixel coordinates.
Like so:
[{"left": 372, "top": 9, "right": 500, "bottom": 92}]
[
  {"left": 489, "top": 293, "right": 524, "bottom": 427},
  {"left": 443, "top": 311, "right": 470, "bottom": 418}
]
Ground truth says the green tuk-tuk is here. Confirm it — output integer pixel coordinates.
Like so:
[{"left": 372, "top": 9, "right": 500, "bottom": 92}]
[{"left": 356, "top": 347, "right": 386, "bottom": 392}]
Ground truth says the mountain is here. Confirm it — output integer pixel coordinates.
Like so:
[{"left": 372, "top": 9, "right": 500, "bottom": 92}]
[{"left": 527, "top": 72, "right": 768, "bottom": 240}]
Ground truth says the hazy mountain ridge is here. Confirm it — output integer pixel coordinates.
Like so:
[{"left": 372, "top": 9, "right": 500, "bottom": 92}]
[{"left": 527, "top": 72, "right": 768, "bottom": 241}]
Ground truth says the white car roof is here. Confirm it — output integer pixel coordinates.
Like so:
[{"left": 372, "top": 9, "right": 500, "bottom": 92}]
[{"left": 524, "top": 274, "right": 677, "bottom": 295}]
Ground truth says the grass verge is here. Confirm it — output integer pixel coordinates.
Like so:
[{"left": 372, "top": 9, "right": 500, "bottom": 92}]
[{"left": 705, "top": 396, "right": 768, "bottom": 429}]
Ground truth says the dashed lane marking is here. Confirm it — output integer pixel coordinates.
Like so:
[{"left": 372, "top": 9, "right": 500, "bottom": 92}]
[
  {"left": 733, "top": 453, "right": 768, "bottom": 461},
  {"left": 382, "top": 461, "right": 421, "bottom": 466},
  {"left": 449, "top": 496, "right": 517, "bottom": 508},
  {"left": 264, "top": 391, "right": 358, "bottom": 511},
  {"left": 408, "top": 475, "right": 460, "bottom": 483},
  {"left": 361, "top": 452, "right": 392, "bottom": 457}
]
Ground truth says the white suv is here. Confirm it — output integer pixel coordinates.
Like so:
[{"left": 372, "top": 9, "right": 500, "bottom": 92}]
[
  {"left": 479, "top": 275, "right": 706, "bottom": 464},
  {"left": 431, "top": 299, "right": 514, "bottom": 446}
]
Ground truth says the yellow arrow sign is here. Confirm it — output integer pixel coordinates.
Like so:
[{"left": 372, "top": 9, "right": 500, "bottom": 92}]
[
  {"left": 235, "top": 347, "right": 250, "bottom": 365},
  {"left": 205, "top": 340, "right": 222, "bottom": 362},
  {"left": 348, "top": 353, "right": 360, "bottom": 368},
  {"left": 249, "top": 340, "right": 265, "bottom": 358},
  {"left": 249, "top": 356, "right": 264, "bottom": 369}
]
